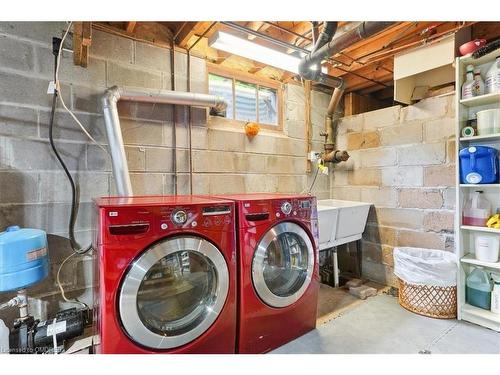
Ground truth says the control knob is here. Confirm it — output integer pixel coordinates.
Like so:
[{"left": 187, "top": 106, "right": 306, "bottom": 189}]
[
  {"left": 172, "top": 210, "right": 188, "bottom": 225},
  {"left": 281, "top": 202, "right": 292, "bottom": 215}
]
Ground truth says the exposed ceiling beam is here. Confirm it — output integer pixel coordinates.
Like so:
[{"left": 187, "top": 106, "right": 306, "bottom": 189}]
[
  {"left": 175, "top": 21, "right": 199, "bottom": 47},
  {"left": 214, "top": 50, "right": 231, "bottom": 64},
  {"left": 247, "top": 62, "right": 268, "bottom": 74},
  {"left": 245, "top": 21, "right": 265, "bottom": 40}
]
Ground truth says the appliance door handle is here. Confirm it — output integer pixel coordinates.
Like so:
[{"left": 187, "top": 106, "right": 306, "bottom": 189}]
[
  {"left": 245, "top": 213, "right": 269, "bottom": 221},
  {"left": 109, "top": 223, "right": 150, "bottom": 235}
]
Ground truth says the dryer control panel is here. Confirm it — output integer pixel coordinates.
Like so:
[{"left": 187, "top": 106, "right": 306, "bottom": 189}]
[{"left": 96, "top": 202, "right": 234, "bottom": 244}]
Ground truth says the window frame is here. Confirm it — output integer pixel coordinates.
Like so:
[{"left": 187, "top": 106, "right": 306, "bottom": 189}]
[{"left": 207, "top": 63, "right": 284, "bottom": 132}]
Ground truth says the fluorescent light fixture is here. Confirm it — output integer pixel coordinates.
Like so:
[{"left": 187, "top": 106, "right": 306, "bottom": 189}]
[{"left": 209, "top": 31, "right": 301, "bottom": 74}]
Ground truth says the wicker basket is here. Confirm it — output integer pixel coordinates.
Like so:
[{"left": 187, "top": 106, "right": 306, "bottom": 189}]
[{"left": 397, "top": 277, "right": 457, "bottom": 319}]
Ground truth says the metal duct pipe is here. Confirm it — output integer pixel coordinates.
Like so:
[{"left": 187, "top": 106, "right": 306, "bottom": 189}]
[
  {"left": 310, "top": 22, "right": 337, "bottom": 55},
  {"left": 299, "top": 21, "right": 396, "bottom": 164},
  {"left": 102, "top": 86, "right": 227, "bottom": 196},
  {"left": 300, "top": 22, "right": 396, "bottom": 74},
  {"left": 298, "top": 21, "right": 395, "bottom": 85}
]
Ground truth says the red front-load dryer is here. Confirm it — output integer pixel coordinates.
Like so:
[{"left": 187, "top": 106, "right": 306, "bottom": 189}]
[
  {"left": 93, "top": 196, "right": 237, "bottom": 354},
  {"left": 213, "top": 193, "right": 320, "bottom": 354}
]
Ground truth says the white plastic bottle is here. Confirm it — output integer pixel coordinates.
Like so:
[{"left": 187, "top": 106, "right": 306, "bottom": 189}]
[
  {"left": 473, "top": 68, "right": 485, "bottom": 96},
  {"left": 492, "top": 277, "right": 500, "bottom": 314},
  {"left": 0, "top": 319, "right": 9, "bottom": 354},
  {"left": 485, "top": 57, "right": 500, "bottom": 94},
  {"left": 462, "top": 64, "right": 475, "bottom": 99}
]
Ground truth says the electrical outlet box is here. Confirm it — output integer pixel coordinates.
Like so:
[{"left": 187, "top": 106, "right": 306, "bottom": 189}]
[{"left": 308, "top": 151, "right": 321, "bottom": 162}]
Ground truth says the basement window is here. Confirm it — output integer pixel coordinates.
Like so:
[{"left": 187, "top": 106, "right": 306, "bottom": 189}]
[{"left": 208, "top": 69, "right": 282, "bottom": 130}]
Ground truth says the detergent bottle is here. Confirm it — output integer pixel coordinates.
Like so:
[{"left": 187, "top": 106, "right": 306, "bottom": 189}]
[
  {"left": 463, "top": 191, "right": 491, "bottom": 226},
  {"left": 466, "top": 268, "right": 493, "bottom": 310}
]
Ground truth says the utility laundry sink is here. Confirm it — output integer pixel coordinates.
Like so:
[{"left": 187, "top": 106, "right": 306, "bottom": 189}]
[{"left": 317, "top": 199, "right": 372, "bottom": 251}]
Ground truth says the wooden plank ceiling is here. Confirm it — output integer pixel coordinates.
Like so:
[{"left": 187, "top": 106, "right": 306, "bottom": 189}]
[{"left": 92, "top": 21, "right": 499, "bottom": 97}]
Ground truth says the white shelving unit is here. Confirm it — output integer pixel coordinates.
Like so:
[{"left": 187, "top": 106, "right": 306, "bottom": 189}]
[{"left": 455, "top": 50, "right": 500, "bottom": 332}]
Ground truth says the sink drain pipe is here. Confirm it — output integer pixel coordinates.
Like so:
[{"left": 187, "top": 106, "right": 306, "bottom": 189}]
[
  {"left": 102, "top": 86, "right": 227, "bottom": 196},
  {"left": 299, "top": 21, "right": 395, "bottom": 164}
]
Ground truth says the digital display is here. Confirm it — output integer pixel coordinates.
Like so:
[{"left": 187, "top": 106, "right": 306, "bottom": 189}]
[
  {"left": 202, "top": 205, "right": 231, "bottom": 216},
  {"left": 300, "top": 201, "right": 311, "bottom": 209}
]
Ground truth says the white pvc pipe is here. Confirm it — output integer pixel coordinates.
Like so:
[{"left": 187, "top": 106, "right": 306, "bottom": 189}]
[{"left": 102, "top": 86, "right": 227, "bottom": 196}]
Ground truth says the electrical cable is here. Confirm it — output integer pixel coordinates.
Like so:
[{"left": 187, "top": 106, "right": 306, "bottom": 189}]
[
  {"left": 301, "top": 164, "right": 320, "bottom": 195},
  {"left": 55, "top": 22, "right": 109, "bottom": 157},
  {"left": 49, "top": 33, "right": 91, "bottom": 309},
  {"left": 307, "top": 165, "right": 320, "bottom": 194},
  {"left": 56, "top": 252, "right": 88, "bottom": 309},
  {"left": 48, "top": 46, "right": 90, "bottom": 254}
]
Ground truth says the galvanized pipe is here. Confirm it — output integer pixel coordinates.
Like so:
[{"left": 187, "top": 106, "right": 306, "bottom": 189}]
[
  {"left": 301, "top": 22, "right": 396, "bottom": 71},
  {"left": 102, "top": 86, "right": 227, "bottom": 196}
]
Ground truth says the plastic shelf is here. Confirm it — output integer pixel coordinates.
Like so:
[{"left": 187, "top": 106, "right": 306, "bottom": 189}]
[
  {"left": 459, "top": 92, "right": 500, "bottom": 107},
  {"left": 461, "top": 225, "right": 500, "bottom": 234},
  {"left": 461, "top": 254, "right": 500, "bottom": 270}
]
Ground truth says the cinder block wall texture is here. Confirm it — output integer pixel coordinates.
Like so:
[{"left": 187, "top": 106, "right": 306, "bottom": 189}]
[
  {"left": 0, "top": 22, "right": 329, "bottom": 323},
  {"left": 332, "top": 95, "right": 456, "bottom": 287}
]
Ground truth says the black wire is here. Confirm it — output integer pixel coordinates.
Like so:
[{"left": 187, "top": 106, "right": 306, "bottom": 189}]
[{"left": 48, "top": 40, "right": 91, "bottom": 255}]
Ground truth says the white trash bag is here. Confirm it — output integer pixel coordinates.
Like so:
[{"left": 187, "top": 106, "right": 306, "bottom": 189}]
[{"left": 393, "top": 247, "right": 457, "bottom": 287}]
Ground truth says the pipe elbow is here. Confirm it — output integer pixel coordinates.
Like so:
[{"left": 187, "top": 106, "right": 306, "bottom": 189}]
[
  {"left": 298, "top": 57, "right": 319, "bottom": 81},
  {"left": 322, "top": 150, "right": 350, "bottom": 164},
  {"left": 102, "top": 86, "right": 121, "bottom": 109},
  {"left": 213, "top": 96, "right": 228, "bottom": 112}
]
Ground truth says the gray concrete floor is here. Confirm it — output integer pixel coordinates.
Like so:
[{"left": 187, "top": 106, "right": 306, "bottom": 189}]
[{"left": 271, "top": 294, "right": 500, "bottom": 354}]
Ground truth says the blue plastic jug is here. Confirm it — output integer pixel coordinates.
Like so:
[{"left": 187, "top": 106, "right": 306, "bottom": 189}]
[
  {"left": 0, "top": 226, "right": 49, "bottom": 292},
  {"left": 459, "top": 146, "right": 498, "bottom": 184}
]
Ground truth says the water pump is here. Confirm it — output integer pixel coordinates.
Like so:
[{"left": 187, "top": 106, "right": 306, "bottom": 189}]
[{"left": 0, "top": 226, "right": 85, "bottom": 353}]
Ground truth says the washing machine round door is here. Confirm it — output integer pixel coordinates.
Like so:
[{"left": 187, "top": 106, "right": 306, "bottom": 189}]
[
  {"left": 252, "top": 222, "right": 315, "bottom": 308},
  {"left": 119, "top": 236, "right": 229, "bottom": 349}
]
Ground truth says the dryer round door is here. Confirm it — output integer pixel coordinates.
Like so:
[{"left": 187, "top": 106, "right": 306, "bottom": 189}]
[
  {"left": 119, "top": 236, "right": 229, "bottom": 350},
  {"left": 252, "top": 222, "right": 315, "bottom": 308}
]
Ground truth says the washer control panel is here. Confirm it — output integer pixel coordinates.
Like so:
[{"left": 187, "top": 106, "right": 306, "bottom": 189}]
[
  {"left": 273, "top": 198, "right": 316, "bottom": 219},
  {"left": 241, "top": 196, "right": 317, "bottom": 227}
]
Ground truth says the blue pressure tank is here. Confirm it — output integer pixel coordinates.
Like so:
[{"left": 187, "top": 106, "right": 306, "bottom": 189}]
[{"left": 0, "top": 226, "right": 49, "bottom": 292}]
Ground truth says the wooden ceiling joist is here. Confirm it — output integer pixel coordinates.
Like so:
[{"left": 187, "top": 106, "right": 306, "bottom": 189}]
[
  {"left": 73, "top": 22, "right": 92, "bottom": 68},
  {"left": 174, "top": 21, "right": 200, "bottom": 48},
  {"left": 93, "top": 20, "right": 500, "bottom": 97},
  {"left": 245, "top": 21, "right": 265, "bottom": 40}
]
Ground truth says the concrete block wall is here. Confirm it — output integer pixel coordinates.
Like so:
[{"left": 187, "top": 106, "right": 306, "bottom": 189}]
[
  {"left": 0, "top": 22, "right": 329, "bottom": 324},
  {"left": 332, "top": 95, "right": 456, "bottom": 287}
]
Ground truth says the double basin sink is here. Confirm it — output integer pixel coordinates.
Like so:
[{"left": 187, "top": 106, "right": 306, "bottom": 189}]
[{"left": 316, "top": 199, "right": 372, "bottom": 251}]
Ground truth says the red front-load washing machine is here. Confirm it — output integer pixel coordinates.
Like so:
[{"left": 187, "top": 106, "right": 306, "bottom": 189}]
[
  {"left": 93, "top": 196, "right": 237, "bottom": 354},
  {"left": 213, "top": 193, "right": 320, "bottom": 354}
]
